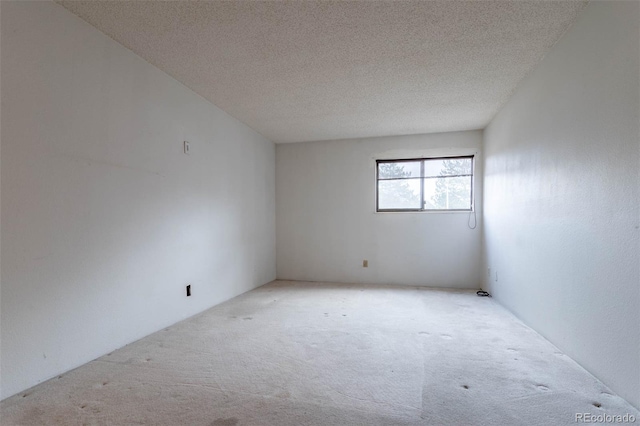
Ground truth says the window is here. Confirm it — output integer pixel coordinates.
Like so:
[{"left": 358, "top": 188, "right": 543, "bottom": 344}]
[{"left": 376, "top": 156, "right": 474, "bottom": 212}]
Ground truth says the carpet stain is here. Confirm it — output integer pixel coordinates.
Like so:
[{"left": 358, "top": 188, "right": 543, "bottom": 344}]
[
  {"left": 277, "top": 390, "right": 291, "bottom": 398},
  {"left": 243, "top": 317, "right": 253, "bottom": 320},
  {"left": 537, "top": 385, "right": 549, "bottom": 391},
  {"left": 211, "top": 417, "right": 239, "bottom": 426},
  {"left": 440, "top": 334, "right": 453, "bottom": 340}
]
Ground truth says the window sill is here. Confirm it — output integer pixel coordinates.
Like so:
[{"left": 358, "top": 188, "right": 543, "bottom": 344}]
[{"left": 374, "top": 209, "right": 475, "bottom": 214}]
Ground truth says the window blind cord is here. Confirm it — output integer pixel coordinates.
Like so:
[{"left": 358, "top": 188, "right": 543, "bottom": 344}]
[{"left": 468, "top": 209, "right": 477, "bottom": 229}]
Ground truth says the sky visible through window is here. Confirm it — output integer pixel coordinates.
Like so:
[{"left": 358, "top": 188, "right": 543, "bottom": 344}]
[{"left": 377, "top": 157, "right": 473, "bottom": 211}]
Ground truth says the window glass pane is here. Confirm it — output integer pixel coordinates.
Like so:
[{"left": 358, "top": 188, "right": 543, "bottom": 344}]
[
  {"left": 378, "top": 161, "right": 421, "bottom": 179},
  {"left": 423, "top": 176, "right": 472, "bottom": 210},
  {"left": 378, "top": 179, "right": 421, "bottom": 209},
  {"left": 424, "top": 158, "right": 472, "bottom": 178}
]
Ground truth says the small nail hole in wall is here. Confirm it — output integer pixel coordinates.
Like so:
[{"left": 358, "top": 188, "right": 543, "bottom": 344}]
[{"left": 186, "top": 285, "right": 191, "bottom": 297}]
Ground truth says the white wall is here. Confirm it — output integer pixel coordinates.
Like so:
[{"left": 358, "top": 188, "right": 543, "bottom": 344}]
[
  {"left": 483, "top": 1, "right": 639, "bottom": 409},
  {"left": 277, "top": 131, "right": 482, "bottom": 288},
  {"left": 0, "top": 1, "right": 275, "bottom": 400}
]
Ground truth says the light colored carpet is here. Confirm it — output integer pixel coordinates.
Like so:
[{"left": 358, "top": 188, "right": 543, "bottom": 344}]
[{"left": 1, "top": 280, "right": 638, "bottom": 425}]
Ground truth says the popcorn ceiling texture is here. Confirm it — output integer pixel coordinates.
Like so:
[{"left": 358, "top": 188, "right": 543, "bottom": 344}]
[{"left": 56, "top": 0, "right": 587, "bottom": 143}]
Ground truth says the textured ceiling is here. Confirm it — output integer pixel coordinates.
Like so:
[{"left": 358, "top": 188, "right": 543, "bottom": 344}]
[{"left": 57, "top": 0, "right": 587, "bottom": 143}]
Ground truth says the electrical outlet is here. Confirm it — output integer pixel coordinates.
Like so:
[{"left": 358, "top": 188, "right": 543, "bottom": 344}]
[
  {"left": 186, "top": 285, "right": 191, "bottom": 297},
  {"left": 495, "top": 271, "right": 498, "bottom": 282},
  {"left": 363, "top": 260, "right": 368, "bottom": 268},
  {"left": 183, "top": 140, "right": 190, "bottom": 155}
]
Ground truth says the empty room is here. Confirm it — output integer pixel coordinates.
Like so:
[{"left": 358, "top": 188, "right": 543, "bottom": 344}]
[{"left": 1, "top": 0, "right": 638, "bottom": 425}]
